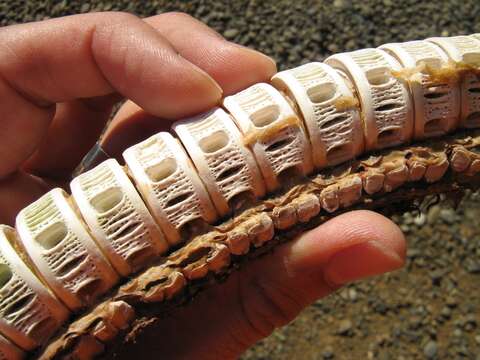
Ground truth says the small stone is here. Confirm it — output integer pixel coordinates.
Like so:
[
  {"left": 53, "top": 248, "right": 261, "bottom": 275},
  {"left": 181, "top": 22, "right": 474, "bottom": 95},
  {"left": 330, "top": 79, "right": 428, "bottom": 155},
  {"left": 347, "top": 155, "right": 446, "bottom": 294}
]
[
  {"left": 427, "top": 205, "right": 441, "bottom": 224},
  {"left": 322, "top": 346, "right": 334, "bottom": 359},
  {"left": 463, "top": 314, "right": 477, "bottom": 331},
  {"left": 407, "top": 247, "right": 421, "bottom": 259},
  {"left": 439, "top": 208, "right": 457, "bottom": 224},
  {"left": 80, "top": 3, "right": 90, "bottom": 12},
  {"left": 224, "top": 29, "right": 239, "bottom": 39},
  {"left": 348, "top": 288, "right": 358, "bottom": 301},
  {"left": 327, "top": 43, "right": 339, "bottom": 53},
  {"left": 345, "top": 39, "right": 356, "bottom": 50},
  {"left": 337, "top": 319, "right": 353, "bottom": 336},
  {"left": 446, "top": 296, "right": 458, "bottom": 308},
  {"left": 465, "top": 259, "right": 480, "bottom": 274},
  {"left": 423, "top": 341, "right": 438, "bottom": 359},
  {"left": 440, "top": 306, "right": 451, "bottom": 319},
  {"left": 413, "top": 213, "right": 427, "bottom": 226}
]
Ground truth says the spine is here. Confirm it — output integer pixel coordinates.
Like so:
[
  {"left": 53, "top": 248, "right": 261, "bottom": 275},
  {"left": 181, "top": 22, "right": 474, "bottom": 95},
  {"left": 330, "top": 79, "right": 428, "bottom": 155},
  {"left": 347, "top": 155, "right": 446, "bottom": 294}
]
[{"left": 0, "top": 35, "right": 479, "bottom": 359}]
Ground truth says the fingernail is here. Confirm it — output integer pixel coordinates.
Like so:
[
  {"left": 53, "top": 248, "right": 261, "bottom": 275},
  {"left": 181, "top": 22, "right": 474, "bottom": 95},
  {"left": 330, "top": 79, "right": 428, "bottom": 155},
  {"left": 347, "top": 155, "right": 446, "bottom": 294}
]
[
  {"left": 194, "top": 64, "right": 224, "bottom": 98},
  {"left": 178, "top": 54, "right": 223, "bottom": 100},
  {"left": 323, "top": 240, "right": 405, "bottom": 286},
  {"left": 231, "top": 43, "right": 278, "bottom": 72}
]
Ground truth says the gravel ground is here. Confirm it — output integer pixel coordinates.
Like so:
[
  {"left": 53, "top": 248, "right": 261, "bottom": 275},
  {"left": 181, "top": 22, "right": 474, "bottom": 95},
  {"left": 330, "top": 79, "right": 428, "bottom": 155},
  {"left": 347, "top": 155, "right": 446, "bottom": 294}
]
[{"left": 1, "top": 0, "right": 480, "bottom": 359}]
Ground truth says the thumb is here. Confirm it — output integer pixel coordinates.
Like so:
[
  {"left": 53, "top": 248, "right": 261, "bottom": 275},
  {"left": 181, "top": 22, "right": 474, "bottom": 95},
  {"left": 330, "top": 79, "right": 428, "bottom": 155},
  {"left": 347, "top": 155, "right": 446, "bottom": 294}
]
[
  {"left": 286, "top": 209, "right": 406, "bottom": 290},
  {"left": 230, "top": 210, "right": 406, "bottom": 342},
  {"left": 115, "top": 210, "right": 406, "bottom": 360}
]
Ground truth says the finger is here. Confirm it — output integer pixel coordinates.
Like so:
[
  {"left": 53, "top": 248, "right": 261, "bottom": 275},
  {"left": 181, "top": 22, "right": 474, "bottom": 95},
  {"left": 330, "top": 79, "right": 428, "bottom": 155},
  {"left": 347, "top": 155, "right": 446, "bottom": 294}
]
[
  {"left": 114, "top": 211, "right": 406, "bottom": 359},
  {"left": 145, "top": 12, "right": 277, "bottom": 94},
  {"left": 0, "top": 12, "right": 222, "bottom": 178},
  {"left": 22, "top": 96, "right": 119, "bottom": 179},
  {"left": 0, "top": 172, "right": 53, "bottom": 226},
  {"left": 0, "top": 76, "right": 54, "bottom": 179},
  {"left": 102, "top": 101, "right": 171, "bottom": 159},
  {"left": 102, "top": 12, "right": 277, "bottom": 157}
]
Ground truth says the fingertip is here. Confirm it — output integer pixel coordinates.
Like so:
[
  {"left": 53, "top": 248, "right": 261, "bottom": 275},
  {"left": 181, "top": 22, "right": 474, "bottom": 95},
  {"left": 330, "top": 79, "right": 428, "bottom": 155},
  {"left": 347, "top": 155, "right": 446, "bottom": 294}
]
[
  {"left": 145, "top": 12, "right": 277, "bottom": 95},
  {"left": 287, "top": 210, "right": 406, "bottom": 278},
  {"left": 231, "top": 43, "right": 278, "bottom": 75},
  {"left": 90, "top": 13, "right": 223, "bottom": 119},
  {"left": 133, "top": 54, "right": 223, "bottom": 119},
  {"left": 323, "top": 239, "right": 405, "bottom": 286},
  {"left": 212, "top": 43, "right": 278, "bottom": 94}
]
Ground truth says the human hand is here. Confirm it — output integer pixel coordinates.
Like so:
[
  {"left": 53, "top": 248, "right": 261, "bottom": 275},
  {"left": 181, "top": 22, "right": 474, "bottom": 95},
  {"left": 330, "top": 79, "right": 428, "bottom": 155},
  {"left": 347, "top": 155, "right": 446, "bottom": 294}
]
[{"left": 0, "top": 12, "right": 405, "bottom": 359}]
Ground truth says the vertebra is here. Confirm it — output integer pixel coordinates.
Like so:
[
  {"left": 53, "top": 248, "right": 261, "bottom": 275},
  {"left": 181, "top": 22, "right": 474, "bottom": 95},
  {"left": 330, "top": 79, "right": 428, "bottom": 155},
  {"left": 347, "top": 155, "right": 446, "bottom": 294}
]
[{"left": 0, "top": 34, "right": 480, "bottom": 359}]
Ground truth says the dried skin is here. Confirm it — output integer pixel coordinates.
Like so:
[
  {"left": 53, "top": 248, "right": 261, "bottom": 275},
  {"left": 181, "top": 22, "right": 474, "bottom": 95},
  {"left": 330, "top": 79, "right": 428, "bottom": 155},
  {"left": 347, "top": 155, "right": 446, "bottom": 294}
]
[
  {"left": 242, "top": 115, "right": 302, "bottom": 146},
  {"left": 333, "top": 95, "right": 360, "bottom": 112},
  {"left": 38, "top": 130, "right": 480, "bottom": 360},
  {"left": 391, "top": 60, "right": 480, "bottom": 85}
]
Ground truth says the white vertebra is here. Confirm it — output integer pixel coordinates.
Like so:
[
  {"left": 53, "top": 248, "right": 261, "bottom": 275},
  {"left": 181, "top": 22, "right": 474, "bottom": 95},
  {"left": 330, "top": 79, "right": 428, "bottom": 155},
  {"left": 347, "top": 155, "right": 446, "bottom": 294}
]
[
  {"left": 326, "top": 48, "right": 414, "bottom": 150},
  {"left": 428, "top": 36, "right": 480, "bottom": 128},
  {"left": 381, "top": 40, "right": 461, "bottom": 138},
  {"left": 272, "top": 62, "right": 364, "bottom": 168},
  {"left": 71, "top": 159, "right": 168, "bottom": 276},
  {"left": 123, "top": 132, "right": 218, "bottom": 244},
  {"left": 173, "top": 107, "right": 265, "bottom": 216},
  {"left": 0, "top": 226, "right": 68, "bottom": 350},
  {"left": 223, "top": 83, "right": 313, "bottom": 191},
  {"left": 16, "top": 188, "right": 118, "bottom": 311}
]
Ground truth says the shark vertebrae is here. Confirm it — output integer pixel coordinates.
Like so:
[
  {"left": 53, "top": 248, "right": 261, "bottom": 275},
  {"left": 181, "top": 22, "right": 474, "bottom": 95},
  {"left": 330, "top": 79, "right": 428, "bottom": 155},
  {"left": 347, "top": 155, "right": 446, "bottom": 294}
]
[{"left": 1, "top": 35, "right": 480, "bottom": 359}]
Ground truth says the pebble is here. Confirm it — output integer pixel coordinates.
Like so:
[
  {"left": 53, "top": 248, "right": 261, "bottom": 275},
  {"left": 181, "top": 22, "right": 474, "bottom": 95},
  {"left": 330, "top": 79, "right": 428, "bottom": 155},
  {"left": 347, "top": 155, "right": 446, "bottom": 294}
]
[
  {"left": 439, "top": 208, "right": 457, "bottom": 224},
  {"left": 348, "top": 288, "right": 358, "bottom": 302},
  {"left": 446, "top": 296, "right": 459, "bottom": 308},
  {"left": 322, "top": 346, "right": 334, "bottom": 359},
  {"left": 333, "top": 0, "right": 345, "bottom": 8},
  {"left": 465, "top": 259, "right": 480, "bottom": 274},
  {"left": 427, "top": 205, "right": 441, "bottom": 225},
  {"left": 80, "top": 3, "right": 90, "bottom": 12},
  {"left": 423, "top": 341, "right": 438, "bottom": 359},
  {"left": 224, "top": 28, "right": 239, "bottom": 39},
  {"left": 413, "top": 213, "right": 427, "bottom": 227},
  {"left": 337, "top": 319, "right": 353, "bottom": 336},
  {"left": 440, "top": 306, "right": 451, "bottom": 319}
]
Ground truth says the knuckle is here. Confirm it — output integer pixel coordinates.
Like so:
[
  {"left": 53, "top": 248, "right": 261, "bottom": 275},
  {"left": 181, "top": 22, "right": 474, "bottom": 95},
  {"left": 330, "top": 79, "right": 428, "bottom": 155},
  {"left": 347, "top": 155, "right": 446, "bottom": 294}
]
[{"left": 237, "top": 272, "right": 304, "bottom": 340}]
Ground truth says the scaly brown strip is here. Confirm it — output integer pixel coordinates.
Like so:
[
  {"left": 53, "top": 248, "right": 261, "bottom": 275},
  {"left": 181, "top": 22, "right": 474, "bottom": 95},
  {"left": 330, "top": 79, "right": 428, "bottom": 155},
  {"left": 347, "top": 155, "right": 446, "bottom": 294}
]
[{"left": 38, "top": 130, "right": 480, "bottom": 360}]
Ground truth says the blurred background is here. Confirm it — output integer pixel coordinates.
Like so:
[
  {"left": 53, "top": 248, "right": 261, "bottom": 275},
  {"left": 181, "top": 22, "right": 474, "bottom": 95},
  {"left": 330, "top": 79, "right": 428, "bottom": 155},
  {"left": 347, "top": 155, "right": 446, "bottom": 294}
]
[{"left": 1, "top": 1, "right": 480, "bottom": 358}]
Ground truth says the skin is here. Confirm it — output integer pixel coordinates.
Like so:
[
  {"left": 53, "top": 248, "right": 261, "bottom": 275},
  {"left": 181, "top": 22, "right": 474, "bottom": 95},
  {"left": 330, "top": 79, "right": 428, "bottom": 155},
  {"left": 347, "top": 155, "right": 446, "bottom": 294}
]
[{"left": 0, "top": 12, "right": 406, "bottom": 359}]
